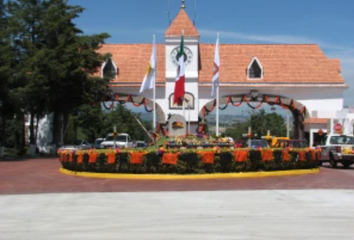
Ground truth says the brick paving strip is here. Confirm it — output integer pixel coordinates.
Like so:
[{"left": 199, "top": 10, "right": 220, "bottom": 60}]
[{"left": 1, "top": 158, "right": 354, "bottom": 195}]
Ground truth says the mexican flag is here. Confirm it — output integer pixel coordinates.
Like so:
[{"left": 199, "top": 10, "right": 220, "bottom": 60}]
[{"left": 173, "top": 34, "right": 185, "bottom": 104}]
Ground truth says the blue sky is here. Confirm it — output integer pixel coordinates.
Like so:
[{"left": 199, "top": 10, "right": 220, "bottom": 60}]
[{"left": 69, "top": 0, "right": 354, "bottom": 112}]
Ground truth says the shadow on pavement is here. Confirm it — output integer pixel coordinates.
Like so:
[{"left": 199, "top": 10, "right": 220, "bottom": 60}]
[{"left": 0, "top": 155, "right": 57, "bottom": 162}]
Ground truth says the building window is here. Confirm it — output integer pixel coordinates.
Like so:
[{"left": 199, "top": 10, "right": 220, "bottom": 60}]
[
  {"left": 102, "top": 59, "right": 117, "bottom": 79},
  {"left": 169, "top": 92, "right": 195, "bottom": 110},
  {"left": 247, "top": 57, "right": 263, "bottom": 79}
]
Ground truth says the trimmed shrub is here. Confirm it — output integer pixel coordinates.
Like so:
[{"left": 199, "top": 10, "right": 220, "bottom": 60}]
[{"left": 58, "top": 148, "right": 319, "bottom": 174}]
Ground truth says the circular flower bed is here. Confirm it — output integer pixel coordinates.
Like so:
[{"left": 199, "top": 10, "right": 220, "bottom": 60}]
[{"left": 57, "top": 148, "right": 320, "bottom": 174}]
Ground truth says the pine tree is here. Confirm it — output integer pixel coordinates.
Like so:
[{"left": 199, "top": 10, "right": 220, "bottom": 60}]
[
  {"left": 7, "top": 0, "right": 49, "bottom": 153},
  {"left": 0, "top": 0, "right": 14, "bottom": 155},
  {"left": 6, "top": 0, "right": 110, "bottom": 150},
  {"left": 39, "top": 0, "right": 110, "bottom": 146}
]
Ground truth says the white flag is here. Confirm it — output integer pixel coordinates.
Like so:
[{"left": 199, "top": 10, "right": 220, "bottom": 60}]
[
  {"left": 140, "top": 37, "right": 156, "bottom": 93},
  {"left": 211, "top": 36, "right": 220, "bottom": 97}
]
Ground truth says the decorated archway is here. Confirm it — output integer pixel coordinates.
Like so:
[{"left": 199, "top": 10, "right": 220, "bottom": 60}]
[
  {"left": 199, "top": 94, "right": 309, "bottom": 139},
  {"left": 102, "top": 93, "right": 167, "bottom": 124}
]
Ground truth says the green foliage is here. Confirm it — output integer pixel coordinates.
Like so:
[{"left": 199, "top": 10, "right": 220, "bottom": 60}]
[
  {"left": 0, "top": 0, "right": 16, "bottom": 149},
  {"left": 5, "top": 0, "right": 111, "bottom": 146},
  {"left": 225, "top": 109, "right": 287, "bottom": 139},
  {"left": 62, "top": 104, "right": 155, "bottom": 144},
  {"left": 72, "top": 104, "right": 106, "bottom": 143},
  {"left": 101, "top": 104, "right": 152, "bottom": 141}
]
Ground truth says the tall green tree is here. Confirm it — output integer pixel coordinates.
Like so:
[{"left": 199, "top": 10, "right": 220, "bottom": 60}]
[
  {"left": 39, "top": 0, "right": 110, "bottom": 146},
  {"left": 0, "top": 0, "right": 14, "bottom": 155},
  {"left": 6, "top": 0, "right": 110, "bottom": 150},
  {"left": 7, "top": 0, "right": 52, "bottom": 152}
]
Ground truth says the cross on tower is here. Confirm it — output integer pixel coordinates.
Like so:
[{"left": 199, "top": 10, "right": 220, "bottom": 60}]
[{"left": 181, "top": 0, "right": 186, "bottom": 9}]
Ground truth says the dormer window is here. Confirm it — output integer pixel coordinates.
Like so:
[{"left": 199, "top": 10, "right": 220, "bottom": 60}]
[
  {"left": 102, "top": 58, "right": 118, "bottom": 79},
  {"left": 247, "top": 57, "right": 263, "bottom": 79}
]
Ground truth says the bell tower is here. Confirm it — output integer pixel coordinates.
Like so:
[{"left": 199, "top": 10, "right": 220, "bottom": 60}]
[{"left": 164, "top": 1, "right": 200, "bottom": 130}]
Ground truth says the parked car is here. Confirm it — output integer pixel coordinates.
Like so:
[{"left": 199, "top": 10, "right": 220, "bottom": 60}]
[
  {"left": 100, "top": 133, "right": 135, "bottom": 149},
  {"left": 234, "top": 140, "right": 246, "bottom": 148},
  {"left": 318, "top": 134, "right": 354, "bottom": 168},
  {"left": 58, "top": 140, "right": 91, "bottom": 152},
  {"left": 135, "top": 141, "right": 147, "bottom": 148},
  {"left": 93, "top": 138, "right": 105, "bottom": 149},
  {"left": 273, "top": 139, "right": 308, "bottom": 148},
  {"left": 245, "top": 139, "right": 270, "bottom": 149}
]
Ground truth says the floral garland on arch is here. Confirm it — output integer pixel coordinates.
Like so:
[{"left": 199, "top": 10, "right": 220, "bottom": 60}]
[
  {"left": 202, "top": 94, "right": 307, "bottom": 117},
  {"left": 101, "top": 94, "right": 154, "bottom": 112}
]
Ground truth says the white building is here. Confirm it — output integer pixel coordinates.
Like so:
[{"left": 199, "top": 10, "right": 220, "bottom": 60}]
[
  {"left": 97, "top": 4, "right": 348, "bottom": 146},
  {"left": 32, "top": 2, "right": 350, "bottom": 153}
]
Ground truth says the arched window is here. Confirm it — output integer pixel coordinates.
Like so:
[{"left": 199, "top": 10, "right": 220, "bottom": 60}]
[
  {"left": 247, "top": 57, "right": 263, "bottom": 79},
  {"left": 102, "top": 58, "right": 118, "bottom": 79},
  {"left": 169, "top": 92, "right": 195, "bottom": 110}
]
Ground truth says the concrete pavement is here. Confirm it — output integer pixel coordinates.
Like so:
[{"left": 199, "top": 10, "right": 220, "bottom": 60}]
[{"left": 1, "top": 190, "right": 354, "bottom": 240}]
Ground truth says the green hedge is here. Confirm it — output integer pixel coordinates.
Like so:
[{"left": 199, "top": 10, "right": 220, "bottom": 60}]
[{"left": 59, "top": 149, "right": 319, "bottom": 174}]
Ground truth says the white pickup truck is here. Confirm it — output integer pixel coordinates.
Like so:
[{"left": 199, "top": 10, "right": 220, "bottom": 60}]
[
  {"left": 100, "top": 133, "right": 135, "bottom": 149},
  {"left": 318, "top": 134, "right": 354, "bottom": 168}
]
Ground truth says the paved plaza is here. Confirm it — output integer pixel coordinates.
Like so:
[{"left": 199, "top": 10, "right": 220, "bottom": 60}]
[
  {"left": 1, "top": 158, "right": 354, "bottom": 239},
  {"left": 0, "top": 190, "right": 354, "bottom": 240}
]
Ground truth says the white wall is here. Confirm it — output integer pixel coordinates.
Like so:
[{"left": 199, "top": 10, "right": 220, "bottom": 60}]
[{"left": 165, "top": 37, "right": 199, "bottom": 80}]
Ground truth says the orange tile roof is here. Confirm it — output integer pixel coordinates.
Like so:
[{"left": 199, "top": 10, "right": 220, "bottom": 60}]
[
  {"left": 199, "top": 44, "right": 344, "bottom": 83},
  {"left": 96, "top": 43, "right": 345, "bottom": 84},
  {"left": 328, "top": 58, "right": 341, "bottom": 74},
  {"left": 96, "top": 44, "right": 165, "bottom": 83},
  {"left": 303, "top": 118, "right": 329, "bottom": 124},
  {"left": 165, "top": 9, "right": 199, "bottom": 37}
]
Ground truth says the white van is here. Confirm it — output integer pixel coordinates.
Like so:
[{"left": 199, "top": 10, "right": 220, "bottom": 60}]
[{"left": 100, "top": 133, "right": 134, "bottom": 149}]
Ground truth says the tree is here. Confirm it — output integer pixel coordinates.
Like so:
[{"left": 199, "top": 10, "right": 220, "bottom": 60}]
[
  {"left": 224, "top": 120, "right": 249, "bottom": 139},
  {"left": 102, "top": 105, "right": 152, "bottom": 141},
  {"left": 39, "top": 0, "right": 110, "bottom": 146},
  {"left": 75, "top": 104, "right": 106, "bottom": 143},
  {"left": 6, "top": 0, "right": 110, "bottom": 151},
  {"left": 249, "top": 110, "right": 286, "bottom": 137},
  {"left": 6, "top": 0, "right": 49, "bottom": 154},
  {"left": 225, "top": 110, "right": 286, "bottom": 140},
  {"left": 0, "top": 0, "right": 15, "bottom": 156}
]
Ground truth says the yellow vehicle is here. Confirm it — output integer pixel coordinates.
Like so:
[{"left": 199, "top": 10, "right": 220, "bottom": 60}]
[{"left": 270, "top": 137, "right": 289, "bottom": 147}]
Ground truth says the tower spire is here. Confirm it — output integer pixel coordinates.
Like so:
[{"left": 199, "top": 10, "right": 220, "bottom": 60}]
[{"left": 181, "top": 0, "right": 186, "bottom": 9}]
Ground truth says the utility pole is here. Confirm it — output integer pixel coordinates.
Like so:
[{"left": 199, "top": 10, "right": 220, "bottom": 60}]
[
  {"left": 113, "top": 126, "right": 117, "bottom": 149},
  {"left": 286, "top": 111, "right": 290, "bottom": 138}
]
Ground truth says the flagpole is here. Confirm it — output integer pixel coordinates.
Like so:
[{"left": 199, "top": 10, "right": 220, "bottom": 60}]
[
  {"left": 181, "top": 29, "right": 186, "bottom": 128},
  {"left": 153, "top": 34, "right": 157, "bottom": 132},
  {"left": 183, "top": 98, "right": 185, "bottom": 122},
  {"left": 188, "top": 104, "right": 191, "bottom": 134},
  {"left": 216, "top": 32, "right": 220, "bottom": 137}
]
